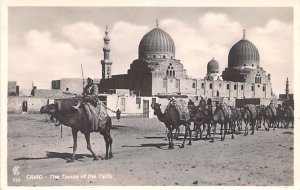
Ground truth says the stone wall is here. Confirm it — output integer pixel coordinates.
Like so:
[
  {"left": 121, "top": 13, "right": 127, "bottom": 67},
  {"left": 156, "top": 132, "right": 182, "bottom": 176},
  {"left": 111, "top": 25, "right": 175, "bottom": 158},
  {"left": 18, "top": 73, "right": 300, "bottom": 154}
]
[{"left": 8, "top": 96, "right": 55, "bottom": 114}]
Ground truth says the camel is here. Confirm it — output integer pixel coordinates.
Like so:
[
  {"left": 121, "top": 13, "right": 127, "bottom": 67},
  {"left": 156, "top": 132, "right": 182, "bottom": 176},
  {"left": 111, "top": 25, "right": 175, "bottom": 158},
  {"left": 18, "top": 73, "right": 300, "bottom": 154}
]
[
  {"left": 241, "top": 105, "right": 257, "bottom": 136},
  {"left": 255, "top": 105, "right": 265, "bottom": 130},
  {"left": 282, "top": 105, "right": 294, "bottom": 128},
  {"left": 276, "top": 106, "right": 285, "bottom": 128},
  {"left": 190, "top": 105, "right": 212, "bottom": 140},
  {"left": 211, "top": 103, "right": 234, "bottom": 142},
  {"left": 262, "top": 105, "right": 277, "bottom": 131},
  {"left": 151, "top": 101, "right": 192, "bottom": 149},
  {"left": 40, "top": 100, "right": 113, "bottom": 162}
]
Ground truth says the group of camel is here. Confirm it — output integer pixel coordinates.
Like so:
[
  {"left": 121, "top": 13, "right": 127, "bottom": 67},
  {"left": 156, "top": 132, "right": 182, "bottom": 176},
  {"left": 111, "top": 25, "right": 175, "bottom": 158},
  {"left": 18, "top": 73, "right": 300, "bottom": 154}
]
[
  {"left": 39, "top": 97, "right": 293, "bottom": 162},
  {"left": 151, "top": 98, "right": 294, "bottom": 150}
]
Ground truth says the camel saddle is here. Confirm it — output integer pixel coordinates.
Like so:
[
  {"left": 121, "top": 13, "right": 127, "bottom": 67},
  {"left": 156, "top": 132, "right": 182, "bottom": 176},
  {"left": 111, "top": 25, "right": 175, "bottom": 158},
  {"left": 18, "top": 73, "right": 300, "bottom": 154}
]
[
  {"left": 268, "top": 105, "right": 277, "bottom": 117},
  {"left": 83, "top": 100, "right": 109, "bottom": 132},
  {"left": 245, "top": 104, "right": 257, "bottom": 119},
  {"left": 219, "top": 104, "right": 231, "bottom": 120},
  {"left": 166, "top": 99, "right": 190, "bottom": 121}
]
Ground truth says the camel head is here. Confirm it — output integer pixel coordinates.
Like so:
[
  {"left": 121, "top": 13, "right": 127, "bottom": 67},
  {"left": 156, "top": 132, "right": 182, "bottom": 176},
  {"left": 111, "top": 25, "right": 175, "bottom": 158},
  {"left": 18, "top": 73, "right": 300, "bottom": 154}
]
[
  {"left": 40, "top": 103, "right": 58, "bottom": 115},
  {"left": 151, "top": 103, "right": 162, "bottom": 116}
]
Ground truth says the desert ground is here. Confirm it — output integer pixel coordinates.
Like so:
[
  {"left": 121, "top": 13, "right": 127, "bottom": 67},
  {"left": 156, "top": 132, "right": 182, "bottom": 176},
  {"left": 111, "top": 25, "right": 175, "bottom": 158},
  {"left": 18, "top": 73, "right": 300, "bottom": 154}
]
[{"left": 7, "top": 113, "right": 293, "bottom": 186}]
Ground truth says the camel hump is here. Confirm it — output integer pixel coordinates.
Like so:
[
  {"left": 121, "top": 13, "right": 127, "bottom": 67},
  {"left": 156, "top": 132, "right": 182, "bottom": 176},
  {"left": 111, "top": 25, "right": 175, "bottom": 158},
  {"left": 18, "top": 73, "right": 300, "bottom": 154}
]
[{"left": 166, "top": 99, "right": 190, "bottom": 121}]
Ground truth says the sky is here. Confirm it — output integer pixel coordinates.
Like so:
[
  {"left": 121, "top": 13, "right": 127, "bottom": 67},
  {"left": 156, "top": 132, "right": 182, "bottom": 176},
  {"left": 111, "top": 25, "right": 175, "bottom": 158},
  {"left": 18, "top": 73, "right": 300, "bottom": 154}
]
[{"left": 8, "top": 7, "right": 293, "bottom": 95}]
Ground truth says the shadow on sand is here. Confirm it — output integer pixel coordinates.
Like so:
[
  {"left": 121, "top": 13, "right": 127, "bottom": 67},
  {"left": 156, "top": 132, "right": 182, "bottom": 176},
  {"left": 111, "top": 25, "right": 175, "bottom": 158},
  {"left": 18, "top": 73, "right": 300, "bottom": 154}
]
[
  {"left": 13, "top": 151, "right": 98, "bottom": 162},
  {"left": 122, "top": 143, "right": 168, "bottom": 149}
]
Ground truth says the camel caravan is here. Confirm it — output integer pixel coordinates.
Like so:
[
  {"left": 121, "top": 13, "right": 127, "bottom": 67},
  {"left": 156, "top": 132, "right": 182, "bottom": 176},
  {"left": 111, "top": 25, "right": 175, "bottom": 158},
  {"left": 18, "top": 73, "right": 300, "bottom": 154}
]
[
  {"left": 40, "top": 84, "right": 293, "bottom": 162},
  {"left": 151, "top": 97, "right": 294, "bottom": 149}
]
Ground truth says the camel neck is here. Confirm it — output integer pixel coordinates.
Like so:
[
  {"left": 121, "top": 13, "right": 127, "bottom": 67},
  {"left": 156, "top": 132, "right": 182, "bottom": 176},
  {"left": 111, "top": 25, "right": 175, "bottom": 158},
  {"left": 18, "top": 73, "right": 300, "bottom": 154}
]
[
  {"left": 156, "top": 109, "right": 165, "bottom": 122},
  {"left": 52, "top": 110, "right": 80, "bottom": 127}
]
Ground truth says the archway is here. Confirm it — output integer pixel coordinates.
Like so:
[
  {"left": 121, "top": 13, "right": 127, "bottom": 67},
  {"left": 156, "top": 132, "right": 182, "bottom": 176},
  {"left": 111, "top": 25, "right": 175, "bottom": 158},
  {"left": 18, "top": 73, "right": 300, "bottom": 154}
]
[{"left": 22, "top": 101, "right": 28, "bottom": 113}]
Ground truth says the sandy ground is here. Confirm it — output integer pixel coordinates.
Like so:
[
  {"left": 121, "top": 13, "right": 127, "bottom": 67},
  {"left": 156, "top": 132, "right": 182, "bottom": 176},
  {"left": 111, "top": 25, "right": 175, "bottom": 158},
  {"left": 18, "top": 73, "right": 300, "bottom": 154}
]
[{"left": 6, "top": 113, "right": 293, "bottom": 186}]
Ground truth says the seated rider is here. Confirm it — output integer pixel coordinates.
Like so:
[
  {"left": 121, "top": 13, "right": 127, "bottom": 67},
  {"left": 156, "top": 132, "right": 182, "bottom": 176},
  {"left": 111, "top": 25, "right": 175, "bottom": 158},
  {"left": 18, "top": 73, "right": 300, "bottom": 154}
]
[{"left": 73, "top": 77, "right": 99, "bottom": 109}]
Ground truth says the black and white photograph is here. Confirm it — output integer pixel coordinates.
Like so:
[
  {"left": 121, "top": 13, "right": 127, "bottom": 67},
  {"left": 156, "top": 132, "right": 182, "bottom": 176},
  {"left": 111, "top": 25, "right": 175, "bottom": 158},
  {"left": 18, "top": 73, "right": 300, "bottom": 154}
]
[{"left": 1, "top": 0, "right": 298, "bottom": 188}]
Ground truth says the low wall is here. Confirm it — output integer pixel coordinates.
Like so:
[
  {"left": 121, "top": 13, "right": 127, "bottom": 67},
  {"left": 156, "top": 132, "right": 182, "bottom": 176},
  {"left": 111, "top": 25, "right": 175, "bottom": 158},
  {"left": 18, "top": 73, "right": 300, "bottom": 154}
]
[{"left": 8, "top": 96, "right": 55, "bottom": 114}]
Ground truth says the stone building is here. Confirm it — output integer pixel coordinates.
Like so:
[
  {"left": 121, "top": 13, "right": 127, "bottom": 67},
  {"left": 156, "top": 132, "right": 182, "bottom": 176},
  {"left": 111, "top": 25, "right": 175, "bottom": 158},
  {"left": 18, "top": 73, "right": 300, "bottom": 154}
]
[
  {"left": 8, "top": 81, "right": 19, "bottom": 96},
  {"left": 99, "top": 23, "right": 273, "bottom": 101}
]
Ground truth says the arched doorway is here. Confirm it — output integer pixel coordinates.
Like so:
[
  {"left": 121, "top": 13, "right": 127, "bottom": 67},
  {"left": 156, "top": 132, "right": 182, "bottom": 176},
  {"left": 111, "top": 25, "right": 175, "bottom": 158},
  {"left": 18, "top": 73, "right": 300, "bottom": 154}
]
[
  {"left": 216, "top": 90, "right": 220, "bottom": 97},
  {"left": 22, "top": 101, "right": 28, "bottom": 113}
]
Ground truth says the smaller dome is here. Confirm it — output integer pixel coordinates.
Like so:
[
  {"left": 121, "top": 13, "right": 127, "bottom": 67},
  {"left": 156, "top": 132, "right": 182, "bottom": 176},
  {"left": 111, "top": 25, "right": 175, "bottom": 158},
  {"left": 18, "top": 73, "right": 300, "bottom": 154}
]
[{"left": 207, "top": 57, "right": 219, "bottom": 74}]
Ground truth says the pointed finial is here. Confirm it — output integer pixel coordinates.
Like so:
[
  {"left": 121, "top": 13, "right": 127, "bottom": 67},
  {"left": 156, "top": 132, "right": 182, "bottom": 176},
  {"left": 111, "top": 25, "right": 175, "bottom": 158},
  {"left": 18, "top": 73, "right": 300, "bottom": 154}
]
[
  {"left": 156, "top": 18, "right": 159, "bottom": 27},
  {"left": 243, "top": 29, "right": 245, "bottom": 39},
  {"left": 105, "top": 25, "right": 108, "bottom": 34},
  {"left": 287, "top": 77, "right": 289, "bottom": 82}
]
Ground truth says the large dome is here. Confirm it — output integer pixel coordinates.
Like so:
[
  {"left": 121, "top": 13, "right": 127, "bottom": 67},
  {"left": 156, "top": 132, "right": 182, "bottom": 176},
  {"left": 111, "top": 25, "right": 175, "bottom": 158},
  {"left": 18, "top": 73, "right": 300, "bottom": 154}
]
[
  {"left": 138, "top": 27, "right": 175, "bottom": 59},
  {"left": 228, "top": 34, "right": 259, "bottom": 68},
  {"left": 207, "top": 58, "right": 219, "bottom": 73}
]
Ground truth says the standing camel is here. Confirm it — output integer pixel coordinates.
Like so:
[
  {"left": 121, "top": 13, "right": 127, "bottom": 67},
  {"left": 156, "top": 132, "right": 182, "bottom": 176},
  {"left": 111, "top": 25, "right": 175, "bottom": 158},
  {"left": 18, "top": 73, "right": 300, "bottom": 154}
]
[
  {"left": 191, "top": 105, "right": 212, "bottom": 140},
  {"left": 263, "top": 105, "right": 277, "bottom": 131},
  {"left": 241, "top": 104, "right": 257, "bottom": 136},
  {"left": 211, "top": 103, "right": 234, "bottom": 142},
  {"left": 282, "top": 105, "right": 294, "bottom": 128},
  {"left": 151, "top": 101, "right": 192, "bottom": 149},
  {"left": 40, "top": 100, "right": 113, "bottom": 162}
]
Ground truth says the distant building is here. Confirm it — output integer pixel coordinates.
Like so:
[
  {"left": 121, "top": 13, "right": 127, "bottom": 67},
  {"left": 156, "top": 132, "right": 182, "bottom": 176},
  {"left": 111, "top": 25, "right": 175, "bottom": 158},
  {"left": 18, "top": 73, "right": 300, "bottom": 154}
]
[
  {"left": 279, "top": 78, "right": 294, "bottom": 107},
  {"left": 52, "top": 78, "right": 100, "bottom": 95},
  {"left": 8, "top": 81, "right": 19, "bottom": 96},
  {"left": 99, "top": 23, "right": 273, "bottom": 102}
]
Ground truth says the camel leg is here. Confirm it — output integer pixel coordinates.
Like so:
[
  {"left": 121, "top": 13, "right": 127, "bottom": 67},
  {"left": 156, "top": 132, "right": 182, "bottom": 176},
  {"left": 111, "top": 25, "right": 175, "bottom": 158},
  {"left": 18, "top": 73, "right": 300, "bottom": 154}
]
[
  {"left": 251, "top": 121, "right": 254, "bottom": 135},
  {"left": 84, "top": 133, "right": 99, "bottom": 161},
  {"left": 244, "top": 121, "right": 248, "bottom": 136},
  {"left": 188, "top": 123, "right": 192, "bottom": 145},
  {"left": 180, "top": 125, "right": 187, "bottom": 148},
  {"left": 167, "top": 130, "right": 174, "bottom": 149},
  {"left": 67, "top": 128, "right": 78, "bottom": 163},
  {"left": 205, "top": 123, "right": 211, "bottom": 139},
  {"left": 107, "top": 132, "right": 113, "bottom": 159},
  {"left": 212, "top": 122, "right": 217, "bottom": 142},
  {"left": 231, "top": 122, "right": 235, "bottom": 139},
  {"left": 104, "top": 136, "right": 110, "bottom": 160}
]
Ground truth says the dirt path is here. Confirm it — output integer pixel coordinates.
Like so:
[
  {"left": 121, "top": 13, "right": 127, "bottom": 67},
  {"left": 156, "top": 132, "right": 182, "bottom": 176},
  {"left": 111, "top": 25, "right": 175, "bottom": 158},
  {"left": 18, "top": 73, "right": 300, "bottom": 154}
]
[{"left": 7, "top": 114, "right": 293, "bottom": 186}]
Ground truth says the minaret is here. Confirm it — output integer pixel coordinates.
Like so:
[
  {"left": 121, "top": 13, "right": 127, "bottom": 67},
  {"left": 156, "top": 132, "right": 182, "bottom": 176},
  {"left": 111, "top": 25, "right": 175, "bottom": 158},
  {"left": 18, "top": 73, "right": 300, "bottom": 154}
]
[
  {"left": 101, "top": 25, "right": 112, "bottom": 79},
  {"left": 286, "top": 77, "right": 289, "bottom": 100}
]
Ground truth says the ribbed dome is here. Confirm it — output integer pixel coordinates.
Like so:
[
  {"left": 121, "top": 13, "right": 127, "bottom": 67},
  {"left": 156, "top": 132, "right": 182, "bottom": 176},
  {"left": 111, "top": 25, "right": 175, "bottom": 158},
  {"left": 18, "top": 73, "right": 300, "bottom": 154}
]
[
  {"left": 207, "top": 58, "right": 219, "bottom": 73},
  {"left": 138, "top": 27, "right": 175, "bottom": 59},
  {"left": 228, "top": 38, "right": 259, "bottom": 68}
]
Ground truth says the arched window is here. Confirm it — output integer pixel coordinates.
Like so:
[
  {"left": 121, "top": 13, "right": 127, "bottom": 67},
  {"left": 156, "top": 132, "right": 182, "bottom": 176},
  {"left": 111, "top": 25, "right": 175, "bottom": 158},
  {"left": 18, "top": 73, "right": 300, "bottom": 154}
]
[
  {"left": 192, "top": 83, "right": 196, "bottom": 88},
  {"left": 251, "top": 85, "right": 254, "bottom": 91},
  {"left": 153, "top": 55, "right": 156, "bottom": 58},
  {"left": 201, "top": 83, "right": 204, "bottom": 89},
  {"left": 209, "top": 83, "right": 212, "bottom": 89},
  {"left": 163, "top": 55, "right": 166, "bottom": 58},
  {"left": 227, "top": 84, "right": 230, "bottom": 90},
  {"left": 241, "top": 85, "right": 244, "bottom": 90},
  {"left": 173, "top": 70, "right": 175, "bottom": 76},
  {"left": 234, "top": 84, "right": 237, "bottom": 90},
  {"left": 166, "top": 70, "right": 169, "bottom": 76}
]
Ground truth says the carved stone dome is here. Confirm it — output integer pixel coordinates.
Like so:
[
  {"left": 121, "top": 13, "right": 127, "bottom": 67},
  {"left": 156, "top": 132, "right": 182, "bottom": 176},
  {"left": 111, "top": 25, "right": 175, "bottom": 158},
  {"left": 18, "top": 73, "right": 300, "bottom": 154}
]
[
  {"left": 207, "top": 58, "right": 219, "bottom": 73},
  {"left": 228, "top": 32, "right": 259, "bottom": 68},
  {"left": 138, "top": 27, "right": 175, "bottom": 59}
]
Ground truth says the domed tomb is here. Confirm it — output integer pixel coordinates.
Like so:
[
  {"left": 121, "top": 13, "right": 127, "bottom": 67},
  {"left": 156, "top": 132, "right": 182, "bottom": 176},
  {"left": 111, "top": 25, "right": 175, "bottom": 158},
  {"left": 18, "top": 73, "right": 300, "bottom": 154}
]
[
  {"left": 207, "top": 57, "right": 219, "bottom": 74},
  {"left": 138, "top": 26, "right": 175, "bottom": 59},
  {"left": 228, "top": 30, "right": 259, "bottom": 68}
]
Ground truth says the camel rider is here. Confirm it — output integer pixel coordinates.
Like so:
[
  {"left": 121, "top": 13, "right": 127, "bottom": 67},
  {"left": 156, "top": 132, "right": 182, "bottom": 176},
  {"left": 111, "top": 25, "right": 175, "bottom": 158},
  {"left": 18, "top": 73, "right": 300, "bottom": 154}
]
[
  {"left": 73, "top": 77, "right": 99, "bottom": 109},
  {"left": 268, "top": 100, "right": 276, "bottom": 116}
]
